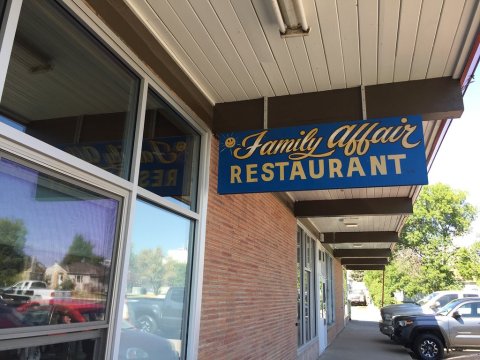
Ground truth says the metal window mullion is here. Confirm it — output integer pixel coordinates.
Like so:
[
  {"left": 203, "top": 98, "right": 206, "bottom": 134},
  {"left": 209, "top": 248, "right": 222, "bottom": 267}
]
[
  {"left": 0, "top": 0, "right": 22, "bottom": 100},
  {"left": 129, "top": 79, "right": 148, "bottom": 184},
  {"left": 108, "top": 189, "right": 137, "bottom": 360}
]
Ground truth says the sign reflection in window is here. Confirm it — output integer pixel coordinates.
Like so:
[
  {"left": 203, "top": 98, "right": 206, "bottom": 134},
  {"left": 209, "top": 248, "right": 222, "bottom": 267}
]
[{"left": 0, "top": 158, "right": 119, "bottom": 329}]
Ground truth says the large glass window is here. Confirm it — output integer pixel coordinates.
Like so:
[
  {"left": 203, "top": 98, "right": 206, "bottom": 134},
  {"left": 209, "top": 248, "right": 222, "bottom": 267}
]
[
  {"left": 0, "top": 0, "right": 139, "bottom": 179},
  {"left": 0, "top": 156, "right": 119, "bottom": 334},
  {"left": 297, "top": 226, "right": 316, "bottom": 347},
  {"left": 120, "top": 199, "right": 193, "bottom": 359},
  {"left": 139, "top": 89, "right": 200, "bottom": 210},
  {"left": 0, "top": 337, "right": 99, "bottom": 359},
  {"left": 326, "top": 254, "right": 335, "bottom": 325}
]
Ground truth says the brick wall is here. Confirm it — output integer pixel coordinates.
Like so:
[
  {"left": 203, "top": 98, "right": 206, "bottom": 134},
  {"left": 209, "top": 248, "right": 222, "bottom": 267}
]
[{"left": 198, "top": 138, "right": 298, "bottom": 360}]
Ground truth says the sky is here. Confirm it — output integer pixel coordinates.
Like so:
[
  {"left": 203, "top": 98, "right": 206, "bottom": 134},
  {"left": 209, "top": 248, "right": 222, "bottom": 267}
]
[{"left": 428, "top": 67, "right": 480, "bottom": 247}]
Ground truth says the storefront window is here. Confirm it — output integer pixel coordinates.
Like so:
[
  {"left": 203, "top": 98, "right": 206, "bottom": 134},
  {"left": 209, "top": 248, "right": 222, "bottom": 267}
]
[
  {"left": 297, "top": 226, "right": 316, "bottom": 347},
  {"left": 0, "top": 337, "right": 98, "bottom": 359},
  {"left": 326, "top": 254, "right": 335, "bottom": 325},
  {"left": 0, "top": 156, "right": 119, "bottom": 331},
  {"left": 0, "top": 0, "right": 139, "bottom": 179},
  {"left": 139, "top": 89, "right": 200, "bottom": 210},
  {"left": 120, "top": 199, "right": 193, "bottom": 359}
]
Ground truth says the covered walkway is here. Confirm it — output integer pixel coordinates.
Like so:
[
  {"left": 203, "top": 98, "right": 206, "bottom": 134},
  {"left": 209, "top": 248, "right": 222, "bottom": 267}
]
[{"left": 319, "top": 305, "right": 410, "bottom": 360}]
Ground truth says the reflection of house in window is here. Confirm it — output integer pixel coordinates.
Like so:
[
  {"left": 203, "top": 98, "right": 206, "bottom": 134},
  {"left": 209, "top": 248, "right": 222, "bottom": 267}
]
[
  {"left": 45, "top": 261, "right": 109, "bottom": 293},
  {"left": 21, "top": 256, "right": 46, "bottom": 281}
]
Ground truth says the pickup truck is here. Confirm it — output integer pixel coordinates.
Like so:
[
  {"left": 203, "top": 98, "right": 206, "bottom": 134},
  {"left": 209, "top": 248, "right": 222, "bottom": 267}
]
[
  {"left": 392, "top": 297, "right": 480, "bottom": 360},
  {"left": 127, "top": 286, "right": 184, "bottom": 339},
  {"left": 379, "top": 290, "right": 479, "bottom": 337},
  {"left": 0, "top": 281, "right": 71, "bottom": 300}
]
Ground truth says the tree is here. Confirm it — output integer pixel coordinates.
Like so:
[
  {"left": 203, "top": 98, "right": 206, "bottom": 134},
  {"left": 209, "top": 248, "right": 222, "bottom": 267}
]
[
  {"left": 349, "top": 270, "right": 364, "bottom": 282},
  {"left": 0, "top": 218, "right": 27, "bottom": 286},
  {"left": 454, "top": 241, "right": 480, "bottom": 282},
  {"left": 365, "top": 184, "right": 477, "bottom": 305},
  {"left": 62, "top": 234, "right": 103, "bottom": 265}
]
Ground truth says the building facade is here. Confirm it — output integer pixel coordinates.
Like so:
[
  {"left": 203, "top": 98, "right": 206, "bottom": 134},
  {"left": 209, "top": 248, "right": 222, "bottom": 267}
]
[{"left": 0, "top": 0, "right": 478, "bottom": 359}]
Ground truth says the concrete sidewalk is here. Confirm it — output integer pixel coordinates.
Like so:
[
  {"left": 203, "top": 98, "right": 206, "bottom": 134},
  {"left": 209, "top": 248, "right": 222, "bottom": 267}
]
[{"left": 318, "top": 317, "right": 411, "bottom": 360}]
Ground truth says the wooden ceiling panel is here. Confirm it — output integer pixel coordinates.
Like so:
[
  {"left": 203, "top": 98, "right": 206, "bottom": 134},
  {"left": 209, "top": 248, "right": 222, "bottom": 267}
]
[
  {"left": 393, "top": 1, "right": 422, "bottom": 82},
  {"left": 337, "top": 0, "right": 361, "bottom": 87},
  {"left": 358, "top": 0, "right": 378, "bottom": 86},
  {"left": 229, "top": 0, "right": 288, "bottom": 96},
  {"left": 315, "top": 0, "right": 346, "bottom": 88},
  {"left": 409, "top": 0, "right": 444, "bottom": 80},
  {"left": 188, "top": 0, "right": 263, "bottom": 99},
  {"left": 251, "top": 0, "right": 302, "bottom": 94},
  {"left": 427, "top": 0, "right": 467, "bottom": 78}
]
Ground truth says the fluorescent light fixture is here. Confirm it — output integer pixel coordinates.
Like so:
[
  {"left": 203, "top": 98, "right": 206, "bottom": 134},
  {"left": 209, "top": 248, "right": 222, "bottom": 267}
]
[
  {"left": 353, "top": 243, "right": 363, "bottom": 248},
  {"left": 344, "top": 223, "right": 359, "bottom": 228},
  {"left": 272, "top": 0, "right": 310, "bottom": 37}
]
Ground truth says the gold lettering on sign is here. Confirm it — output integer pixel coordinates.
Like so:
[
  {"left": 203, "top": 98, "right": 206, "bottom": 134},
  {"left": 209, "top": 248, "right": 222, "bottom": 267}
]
[{"left": 231, "top": 117, "right": 420, "bottom": 160}]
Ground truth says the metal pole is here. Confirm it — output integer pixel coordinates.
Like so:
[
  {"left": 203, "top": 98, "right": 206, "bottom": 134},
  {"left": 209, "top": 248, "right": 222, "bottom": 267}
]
[{"left": 381, "top": 270, "right": 385, "bottom": 308}]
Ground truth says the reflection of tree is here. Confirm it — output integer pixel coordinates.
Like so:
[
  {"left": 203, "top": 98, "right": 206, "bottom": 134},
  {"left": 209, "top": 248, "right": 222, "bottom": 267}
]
[
  {"left": 135, "top": 247, "right": 165, "bottom": 295},
  {"left": 62, "top": 234, "right": 103, "bottom": 266},
  {"left": 163, "top": 258, "right": 186, "bottom": 287},
  {"left": 0, "top": 218, "right": 27, "bottom": 286},
  {"left": 127, "top": 247, "right": 187, "bottom": 294}
]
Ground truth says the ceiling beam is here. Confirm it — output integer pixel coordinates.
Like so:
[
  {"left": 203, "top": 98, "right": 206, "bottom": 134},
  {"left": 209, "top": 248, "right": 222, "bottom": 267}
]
[
  {"left": 345, "top": 265, "right": 385, "bottom": 271},
  {"left": 294, "top": 198, "right": 412, "bottom": 218},
  {"left": 213, "top": 77, "right": 463, "bottom": 133},
  {"left": 341, "top": 258, "right": 389, "bottom": 265},
  {"left": 333, "top": 249, "right": 391, "bottom": 258},
  {"left": 323, "top": 231, "right": 398, "bottom": 244}
]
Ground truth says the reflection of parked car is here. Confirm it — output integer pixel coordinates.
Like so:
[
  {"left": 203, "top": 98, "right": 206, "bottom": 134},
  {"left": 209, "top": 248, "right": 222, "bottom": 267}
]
[
  {"left": 392, "top": 297, "right": 480, "bottom": 360},
  {"left": 379, "top": 290, "right": 479, "bottom": 337},
  {"left": 18, "top": 300, "right": 105, "bottom": 326},
  {"left": 0, "top": 280, "right": 71, "bottom": 300},
  {"left": 348, "top": 289, "right": 367, "bottom": 306},
  {"left": 126, "top": 296, "right": 164, "bottom": 334},
  {"left": 126, "top": 287, "right": 184, "bottom": 339},
  {"left": 120, "top": 320, "right": 179, "bottom": 360}
]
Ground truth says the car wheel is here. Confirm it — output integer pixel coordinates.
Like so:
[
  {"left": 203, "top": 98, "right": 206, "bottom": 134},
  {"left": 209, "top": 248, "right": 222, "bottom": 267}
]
[
  {"left": 136, "top": 314, "right": 157, "bottom": 334},
  {"left": 414, "top": 333, "right": 444, "bottom": 360}
]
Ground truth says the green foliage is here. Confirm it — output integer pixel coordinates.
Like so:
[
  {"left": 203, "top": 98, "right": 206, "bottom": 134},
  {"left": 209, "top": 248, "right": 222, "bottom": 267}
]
[
  {"left": 62, "top": 234, "right": 103, "bottom": 266},
  {"left": 364, "top": 184, "right": 477, "bottom": 306},
  {"left": 128, "top": 247, "right": 186, "bottom": 294},
  {"left": 0, "top": 218, "right": 27, "bottom": 287},
  {"left": 454, "top": 242, "right": 480, "bottom": 282},
  {"left": 350, "top": 270, "right": 364, "bottom": 282},
  {"left": 58, "top": 277, "right": 75, "bottom": 291},
  {"left": 163, "top": 258, "right": 186, "bottom": 287}
]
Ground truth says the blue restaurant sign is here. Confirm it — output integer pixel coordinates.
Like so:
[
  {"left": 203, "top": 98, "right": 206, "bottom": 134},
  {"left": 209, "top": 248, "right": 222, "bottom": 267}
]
[{"left": 218, "top": 115, "right": 428, "bottom": 194}]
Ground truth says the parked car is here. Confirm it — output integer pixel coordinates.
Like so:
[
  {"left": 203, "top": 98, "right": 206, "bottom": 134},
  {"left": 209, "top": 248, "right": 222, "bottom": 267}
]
[
  {"left": 379, "top": 289, "right": 479, "bottom": 337},
  {"left": 392, "top": 297, "right": 480, "bottom": 359},
  {"left": 348, "top": 289, "right": 367, "bottom": 306}
]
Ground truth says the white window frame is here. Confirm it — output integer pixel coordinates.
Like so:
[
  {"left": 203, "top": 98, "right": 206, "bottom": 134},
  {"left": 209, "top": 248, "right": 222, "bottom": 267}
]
[
  {"left": 0, "top": 0, "right": 211, "bottom": 358},
  {"left": 296, "top": 223, "right": 317, "bottom": 349}
]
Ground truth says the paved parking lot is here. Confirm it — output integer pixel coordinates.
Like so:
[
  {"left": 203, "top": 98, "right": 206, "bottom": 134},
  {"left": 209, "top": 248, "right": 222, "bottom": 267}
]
[{"left": 319, "top": 305, "right": 480, "bottom": 360}]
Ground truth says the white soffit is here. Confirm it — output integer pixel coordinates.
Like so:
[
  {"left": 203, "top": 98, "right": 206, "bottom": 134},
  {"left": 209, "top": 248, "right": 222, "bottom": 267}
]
[{"left": 124, "top": 0, "right": 480, "bottom": 105}]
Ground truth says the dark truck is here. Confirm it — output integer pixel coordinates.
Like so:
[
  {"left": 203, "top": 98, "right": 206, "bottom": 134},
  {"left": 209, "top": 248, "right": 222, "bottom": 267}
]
[
  {"left": 127, "top": 287, "right": 184, "bottom": 339},
  {"left": 392, "top": 297, "right": 480, "bottom": 360}
]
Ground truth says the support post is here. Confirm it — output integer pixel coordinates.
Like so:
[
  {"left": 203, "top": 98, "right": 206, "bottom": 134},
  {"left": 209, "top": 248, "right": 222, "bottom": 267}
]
[{"left": 381, "top": 270, "right": 385, "bottom": 308}]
